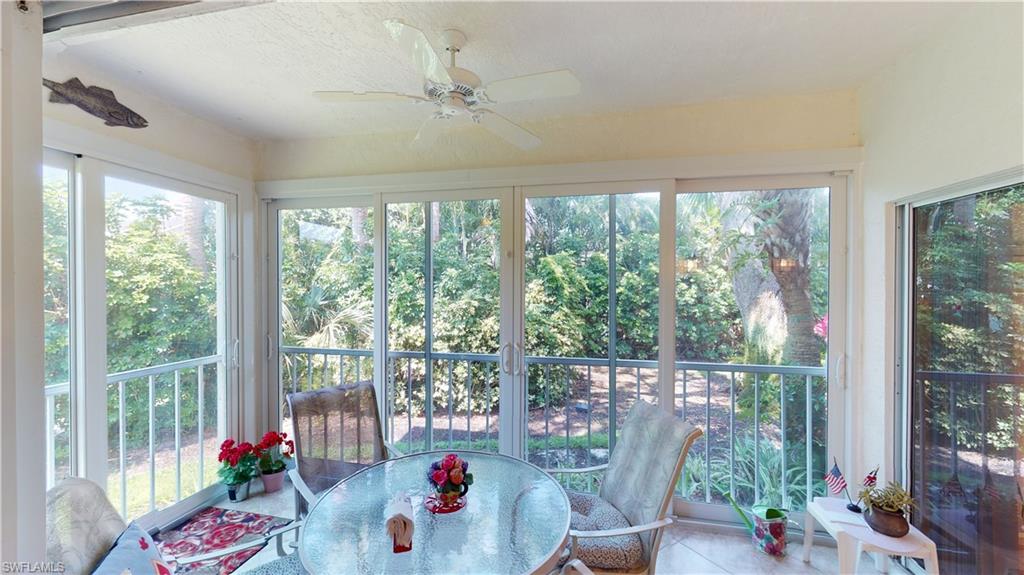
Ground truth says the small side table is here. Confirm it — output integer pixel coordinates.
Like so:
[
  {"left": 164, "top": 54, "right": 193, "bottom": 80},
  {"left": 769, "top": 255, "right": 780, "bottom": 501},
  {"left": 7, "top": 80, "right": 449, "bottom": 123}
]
[{"left": 802, "top": 496, "right": 939, "bottom": 574}]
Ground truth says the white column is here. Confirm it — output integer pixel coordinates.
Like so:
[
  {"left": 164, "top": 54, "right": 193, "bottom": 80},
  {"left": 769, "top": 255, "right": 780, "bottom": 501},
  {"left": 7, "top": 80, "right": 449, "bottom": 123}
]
[{"left": 0, "top": 0, "right": 45, "bottom": 560}]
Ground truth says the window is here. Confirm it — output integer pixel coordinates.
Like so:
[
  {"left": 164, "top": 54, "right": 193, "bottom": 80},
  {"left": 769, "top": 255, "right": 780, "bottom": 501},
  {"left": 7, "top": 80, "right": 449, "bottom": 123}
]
[
  {"left": 275, "top": 204, "right": 375, "bottom": 437},
  {"left": 263, "top": 173, "right": 847, "bottom": 518},
  {"left": 900, "top": 182, "right": 1023, "bottom": 573},
  {"left": 675, "top": 176, "right": 845, "bottom": 514},
  {"left": 45, "top": 152, "right": 238, "bottom": 523},
  {"left": 523, "top": 191, "right": 660, "bottom": 471},
  {"left": 43, "top": 149, "right": 76, "bottom": 488}
]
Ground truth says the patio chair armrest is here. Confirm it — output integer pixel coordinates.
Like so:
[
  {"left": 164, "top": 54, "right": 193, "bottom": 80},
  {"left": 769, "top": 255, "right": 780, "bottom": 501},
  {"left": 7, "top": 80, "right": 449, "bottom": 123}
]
[
  {"left": 289, "top": 468, "right": 318, "bottom": 506},
  {"left": 384, "top": 441, "right": 404, "bottom": 458},
  {"left": 171, "top": 521, "right": 303, "bottom": 565},
  {"left": 570, "top": 516, "right": 673, "bottom": 538},
  {"left": 542, "top": 463, "right": 608, "bottom": 475}
]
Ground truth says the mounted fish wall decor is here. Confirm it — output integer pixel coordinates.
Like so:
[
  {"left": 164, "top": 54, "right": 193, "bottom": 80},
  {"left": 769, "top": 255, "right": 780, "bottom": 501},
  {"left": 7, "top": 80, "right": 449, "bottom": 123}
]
[{"left": 43, "top": 77, "right": 148, "bottom": 128}]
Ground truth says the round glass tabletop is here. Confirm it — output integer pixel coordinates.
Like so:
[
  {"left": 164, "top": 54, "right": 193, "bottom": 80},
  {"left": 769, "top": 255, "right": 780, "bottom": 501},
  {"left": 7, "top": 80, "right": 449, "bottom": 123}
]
[{"left": 299, "top": 450, "right": 571, "bottom": 575}]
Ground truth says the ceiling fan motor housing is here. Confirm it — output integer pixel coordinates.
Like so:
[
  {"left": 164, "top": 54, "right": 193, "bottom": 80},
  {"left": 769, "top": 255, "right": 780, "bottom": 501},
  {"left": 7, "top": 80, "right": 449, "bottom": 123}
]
[{"left": 424, "top": 66, "right": 482, "bottom": 112}]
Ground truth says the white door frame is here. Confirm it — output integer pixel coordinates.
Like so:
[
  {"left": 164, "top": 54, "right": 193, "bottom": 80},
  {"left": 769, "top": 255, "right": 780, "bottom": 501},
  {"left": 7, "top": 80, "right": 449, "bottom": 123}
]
[
  {"left": 671, "top": 172, "right": 848, "bottom": 521},
  {"left": 75, "top": 158, "right": 240, "bottom": 530}
]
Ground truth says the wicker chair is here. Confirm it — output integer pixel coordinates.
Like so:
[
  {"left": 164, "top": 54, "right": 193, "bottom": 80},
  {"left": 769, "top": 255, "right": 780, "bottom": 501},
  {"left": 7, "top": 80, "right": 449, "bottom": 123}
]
[
  {"left": 286, "top": 381, "right": 401, "bottom": 519},
  {"left": 546, "top": 400, "right": 702, "bottom": 575}
]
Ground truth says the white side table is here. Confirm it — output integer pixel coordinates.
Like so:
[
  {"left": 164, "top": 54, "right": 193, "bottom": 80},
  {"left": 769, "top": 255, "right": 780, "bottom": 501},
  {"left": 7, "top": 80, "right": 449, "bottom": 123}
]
[{"left": 802, "top": 496, "right": 939, "bottom": 574}]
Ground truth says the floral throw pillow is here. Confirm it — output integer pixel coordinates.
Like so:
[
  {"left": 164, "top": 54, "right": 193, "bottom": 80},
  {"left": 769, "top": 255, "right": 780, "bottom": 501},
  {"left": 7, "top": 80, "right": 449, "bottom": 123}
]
[{"left": 92, "top": 522, "right": 174, "bottom": 575}]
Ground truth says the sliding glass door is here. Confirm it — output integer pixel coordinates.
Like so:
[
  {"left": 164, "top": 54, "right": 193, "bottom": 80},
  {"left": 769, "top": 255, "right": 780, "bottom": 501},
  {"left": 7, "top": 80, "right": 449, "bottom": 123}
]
[
  {"left": 44, "top": 154, "right": 238, "bottom": 524},
  {"left": 270, "top": 200, "right": 375, "bottom": 440},
  {"left": 674, "top": 175, "right": 846, "bottom": 515},
  {"left": 383, "top": 191, "right": 513, "bottom": 455},
  {"left": 266, "top": 174, "right": 846, "bottom": 518},
  {"left": 903, "top": 182, "right": 1023, "bottom": 574},
  {"left": 43, "top": 149, "right": 76, "bottom": 488},
  {"left": 521, "top": 183, "right": 663, "bottom": 473},
  {"left": 102, "top": 165, "right": 235, "bottom": 521}
]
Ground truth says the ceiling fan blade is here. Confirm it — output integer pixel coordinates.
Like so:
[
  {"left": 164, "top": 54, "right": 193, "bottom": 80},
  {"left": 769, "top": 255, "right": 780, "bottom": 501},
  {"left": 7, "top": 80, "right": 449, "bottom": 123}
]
[
  {"left": 412, "top": 115, "right": 451, "bottom": 149},
  {"left": 383, "top": 19, "right": 452, "bottom": 86},
  {"left": 314, "top": 91, "right": 425, "bottom": 103},
  {"left": 475, "top": 110, "right": 541, "bottom": 150},
  {"left": 482, "top": 69, "right": 580, "bottom": 103}
]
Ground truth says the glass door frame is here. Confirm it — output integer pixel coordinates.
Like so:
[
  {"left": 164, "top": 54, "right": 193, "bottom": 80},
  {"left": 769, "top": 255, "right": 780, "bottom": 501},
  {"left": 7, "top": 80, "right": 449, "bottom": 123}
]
[
  {"left": 377, "top": 187, "right": 519, "bottom": 456},
  {"left": 43, "top": 147, "right": 79, "bottom": 487},
  {"left": 76, "top": 157, "right": 240, "bottom": 529},
  {"left": 267, "top": 188, "right": 521, "bottom": 456},
  {"left": 673, "top": 172, "right": 848, "bottom": 522},
  {"left": 894, "top": 169, "right": 1024, "bottom": 574},
  {"left": 517, "top": 180, "right": 677, "bottom": 465},
  {"left": 263, "top": 171, "right": 847, "bottom": 519},
  {"left": 265, "top": 195, "right": 375, "bottom": 432}
]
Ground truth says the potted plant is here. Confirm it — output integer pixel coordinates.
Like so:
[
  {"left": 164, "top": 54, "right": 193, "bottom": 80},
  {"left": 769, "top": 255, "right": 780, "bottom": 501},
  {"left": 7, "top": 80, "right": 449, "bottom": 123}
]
[
  {"left": 217, "top": 439, "right": 260, "bottom": 502},
  {"left": 858, "top": 481, "right": 915, "bottom": 537},
  {"left": 256, "top": 430, "right": 294, "bottom": 494}
]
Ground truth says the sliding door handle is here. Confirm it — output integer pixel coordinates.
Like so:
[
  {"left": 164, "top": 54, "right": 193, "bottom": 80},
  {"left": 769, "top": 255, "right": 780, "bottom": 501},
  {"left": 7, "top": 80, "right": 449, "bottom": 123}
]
[
  {"left": 513, "top": 342, "right": 524, "bottom": 376},
  {"left": 500, "top": 343, "right": 513, "bottom": 375}
]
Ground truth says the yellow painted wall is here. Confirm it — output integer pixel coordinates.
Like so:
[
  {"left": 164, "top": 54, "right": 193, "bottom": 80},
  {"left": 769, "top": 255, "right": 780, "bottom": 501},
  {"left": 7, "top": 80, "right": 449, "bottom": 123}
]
[{"left": 256, "top": 90, "right": 860, "bottom": 181}]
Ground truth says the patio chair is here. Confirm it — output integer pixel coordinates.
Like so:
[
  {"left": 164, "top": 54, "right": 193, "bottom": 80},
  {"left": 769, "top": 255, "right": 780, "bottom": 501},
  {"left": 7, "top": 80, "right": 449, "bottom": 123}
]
[
  {"left": 45, "top": 477, "right": 302, "bottom": 574},
  {"left": 546, "top": 400, "right": 702, "bottom": 575},
  {"left": 286, "top": 381, "right": 402, "bottom": 520}
]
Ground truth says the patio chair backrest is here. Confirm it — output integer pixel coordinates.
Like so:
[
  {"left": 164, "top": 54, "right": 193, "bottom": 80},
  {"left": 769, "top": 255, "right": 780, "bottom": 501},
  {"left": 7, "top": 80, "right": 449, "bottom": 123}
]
[
  {"left": 45, "top": 477, "right": 127, "bottom": 575},
  {"left": 599, "top": 400, "right": 702, "bottom": 566},
  {"left": 287, "top": 381, "right": 387, "bottom": 516}
]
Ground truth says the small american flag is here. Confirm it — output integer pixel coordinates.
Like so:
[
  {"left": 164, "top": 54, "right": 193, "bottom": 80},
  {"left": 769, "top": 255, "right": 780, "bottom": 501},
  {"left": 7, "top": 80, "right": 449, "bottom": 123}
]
[
  {"left": 863, "top": 467, "right": 878, "bottom": 488},
  {"left": 824, "top": 462, "right": 848, "bottom": 494}
]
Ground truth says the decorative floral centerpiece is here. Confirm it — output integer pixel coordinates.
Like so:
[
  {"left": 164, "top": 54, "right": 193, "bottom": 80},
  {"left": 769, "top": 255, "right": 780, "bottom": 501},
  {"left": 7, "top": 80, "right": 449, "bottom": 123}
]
[
  {"left": 217, "top": 439, "right": 260, "bottom": 502},
  {"left": 425, "top": 453, "right": 473, "bottom": 513},
  {"left": 256, "top": 431, "right": 295, "bottom": 494}
]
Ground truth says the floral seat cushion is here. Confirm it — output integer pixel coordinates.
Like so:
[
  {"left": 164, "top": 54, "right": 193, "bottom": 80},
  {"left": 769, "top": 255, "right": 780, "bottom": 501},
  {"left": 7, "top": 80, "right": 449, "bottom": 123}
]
[{"left": 568, "top": 491, "right": 643, "bottom": 570}]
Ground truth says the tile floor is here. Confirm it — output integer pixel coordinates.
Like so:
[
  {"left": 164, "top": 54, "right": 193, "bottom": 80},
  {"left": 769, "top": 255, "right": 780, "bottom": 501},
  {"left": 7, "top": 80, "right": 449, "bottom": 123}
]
[{"left": 223, "top": 483, "right": 888, "bottom": 574}]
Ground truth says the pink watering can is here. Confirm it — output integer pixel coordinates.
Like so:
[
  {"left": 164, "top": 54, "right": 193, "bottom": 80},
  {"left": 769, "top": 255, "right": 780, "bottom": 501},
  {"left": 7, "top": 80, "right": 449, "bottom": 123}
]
[{"left": 726, "top": 494, "right": 799, "bottom": 557}]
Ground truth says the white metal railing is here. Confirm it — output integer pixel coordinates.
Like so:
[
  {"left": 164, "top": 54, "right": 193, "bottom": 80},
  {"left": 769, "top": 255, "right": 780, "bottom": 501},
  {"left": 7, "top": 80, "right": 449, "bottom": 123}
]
[
  {"left": 107, "top": 354, "right": 222, "bottom": 518},
  {"left": 278, "top": 345, "right": 828, "bottom": 509},
  {"left": 45, "top": 354, "right": 223, "bottom": 518}
]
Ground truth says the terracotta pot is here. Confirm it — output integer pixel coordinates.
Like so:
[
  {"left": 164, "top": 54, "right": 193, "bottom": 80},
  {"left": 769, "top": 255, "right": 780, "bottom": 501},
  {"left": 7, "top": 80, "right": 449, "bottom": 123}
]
[
  {"left": 864, "top": 507, "right": 909, "bottom": 537},
  {"left": 226, "top": 480, "right": 250, "bottom": 502},
  {"left": 261, "top": 469, "right": 286, "bottom": 493}
]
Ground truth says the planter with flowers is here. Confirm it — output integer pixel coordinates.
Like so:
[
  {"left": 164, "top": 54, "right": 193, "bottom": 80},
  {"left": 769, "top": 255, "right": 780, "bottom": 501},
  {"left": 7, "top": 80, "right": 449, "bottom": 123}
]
[
  {"left": 425, "top": 453, "right": 473, "bottom": 513},
  {"left": 256, "top": 430, "right": 294, "bottom": 494},
  {"left": 858, "top": 481, "right": 914, "bottom": 537},
  {"left": 217, "top": 439, "right": 260, "bottom": 502}
]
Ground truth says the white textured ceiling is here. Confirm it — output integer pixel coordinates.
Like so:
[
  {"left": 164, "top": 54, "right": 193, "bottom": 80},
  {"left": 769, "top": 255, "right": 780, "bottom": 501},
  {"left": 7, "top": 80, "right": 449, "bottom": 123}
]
[{"left": 44, "top": 1, "right": 972, "bottom": 140}]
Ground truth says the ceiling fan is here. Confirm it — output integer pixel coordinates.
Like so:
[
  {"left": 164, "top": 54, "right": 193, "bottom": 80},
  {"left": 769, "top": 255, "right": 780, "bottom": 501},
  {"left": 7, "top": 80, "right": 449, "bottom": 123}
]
[{"left": 314, "top": 19, "right": 581, "bottom": 150}]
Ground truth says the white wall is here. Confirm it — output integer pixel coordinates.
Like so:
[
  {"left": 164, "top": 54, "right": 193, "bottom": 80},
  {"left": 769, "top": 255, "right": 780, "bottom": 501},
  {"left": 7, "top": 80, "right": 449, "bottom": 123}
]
[
  {"left": 257, "top": 90, "right": 860, "bottom": 180},
  {"left": 856, "top": 2, "right": 1024, "bottom": 481},
  {"left": 43, "top": 47, "right": 257, "bottom": 180}
]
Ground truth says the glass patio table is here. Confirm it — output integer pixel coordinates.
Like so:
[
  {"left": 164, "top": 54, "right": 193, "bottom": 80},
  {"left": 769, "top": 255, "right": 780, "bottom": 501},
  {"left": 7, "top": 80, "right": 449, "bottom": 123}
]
[{"left": 298, "top": 450, "right": 571, "bottom": 575}]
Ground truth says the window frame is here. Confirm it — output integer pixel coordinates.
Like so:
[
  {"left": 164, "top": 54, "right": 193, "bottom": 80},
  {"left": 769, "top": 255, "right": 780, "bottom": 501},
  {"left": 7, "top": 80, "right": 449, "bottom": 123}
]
[
  {"left": 893, "top": 168, "right": 1024, "bottom": 573},
  {"left": 672, "top": 172, "right": 848, "bottom": 522},
  {"left": 74, "top": 156, "right": 241, "bottom": 529}
]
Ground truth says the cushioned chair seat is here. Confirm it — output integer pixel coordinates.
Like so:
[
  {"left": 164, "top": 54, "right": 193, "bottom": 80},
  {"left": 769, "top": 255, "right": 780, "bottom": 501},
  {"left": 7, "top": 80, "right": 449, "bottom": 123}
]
[{"left": 568, "top": 491, "right": 643, "bottom": 570}]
